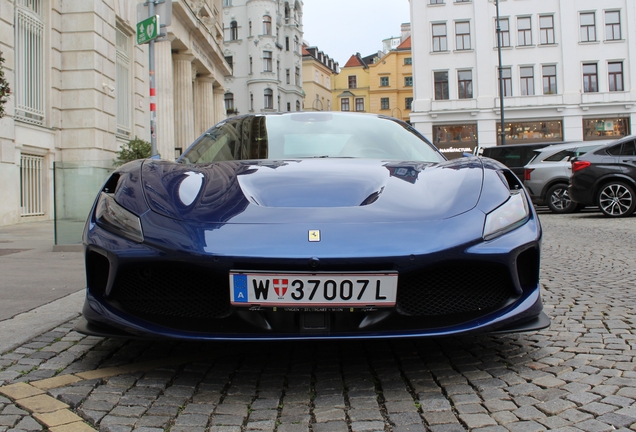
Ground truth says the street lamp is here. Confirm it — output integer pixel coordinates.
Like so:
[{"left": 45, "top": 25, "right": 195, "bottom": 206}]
[{"left": 495, "top": 0, "right": 506, "bottom": 145}]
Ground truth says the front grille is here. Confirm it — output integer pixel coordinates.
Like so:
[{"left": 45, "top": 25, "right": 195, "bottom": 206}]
[
  {"left": 396, "top": 262, "right": 515, "bottom": 316},
  {"left": 110, "top": 263, "right": 231, "bottom": 319}
]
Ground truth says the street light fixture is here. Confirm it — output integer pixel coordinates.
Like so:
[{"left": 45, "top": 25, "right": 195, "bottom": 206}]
[{"left": 495, "top": 0, "right": 506, "bottom": 146}]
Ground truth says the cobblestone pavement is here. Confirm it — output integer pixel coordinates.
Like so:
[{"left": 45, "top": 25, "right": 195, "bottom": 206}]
[{"left": 1, "top": 211, "right": 636, "bottom": 432}]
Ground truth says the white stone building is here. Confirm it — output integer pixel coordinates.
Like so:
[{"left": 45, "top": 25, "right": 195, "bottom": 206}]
[
  {"left": 221, "top": 0, "right": 303, "bottom": 115},
  {"left": 0, "top": 0, "right": 230, "bottom": 226},
  {"left": 409, "top": 0, "right": 636, "bottom": 155}
]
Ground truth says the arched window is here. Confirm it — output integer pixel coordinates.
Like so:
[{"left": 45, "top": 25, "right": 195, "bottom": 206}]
[
  {"left": 230, "top": 21, "right": 238, "bottom": 40},
  {"left": 264, "top": 89, "right": 273, "bottom": 109},
  {"left": 263, "top": 15, "right": 272, "bottom": 35}
]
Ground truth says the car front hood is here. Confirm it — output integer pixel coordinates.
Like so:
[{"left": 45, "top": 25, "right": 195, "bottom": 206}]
[{"left": 141, "top": 158, "right": 484, "bottom": 223}]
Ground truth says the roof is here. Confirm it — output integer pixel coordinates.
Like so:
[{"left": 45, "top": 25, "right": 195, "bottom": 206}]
[
  {"left": 344, "top": 54, "right": 366, "bottom": 68},
  {"left": 397, "top": 36, "right": 411, "bottom": 50}
]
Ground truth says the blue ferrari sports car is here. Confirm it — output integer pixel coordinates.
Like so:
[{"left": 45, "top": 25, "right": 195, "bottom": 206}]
[{"left": 77, "top": 112, "right": 549, "bottom": 340}]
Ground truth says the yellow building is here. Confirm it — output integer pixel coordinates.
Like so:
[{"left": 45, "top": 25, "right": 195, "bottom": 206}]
[
  {"left": 332, "top": 53, "right": 370, "bottom": 113},
  {"left": 368, "top": 37, "right": 413, "bottom": 122},
  {"left": 302, "top": 45, "right": 339, "bottom": 111}
]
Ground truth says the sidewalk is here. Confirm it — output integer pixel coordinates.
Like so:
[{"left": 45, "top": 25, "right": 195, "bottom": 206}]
[{"left": 0, "top": 221, "right": 85, "bottom": 354}]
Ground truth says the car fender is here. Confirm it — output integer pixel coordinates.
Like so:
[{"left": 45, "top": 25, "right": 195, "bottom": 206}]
[{"left": 591, "top": 173, "right": 636, "bottom": 201}]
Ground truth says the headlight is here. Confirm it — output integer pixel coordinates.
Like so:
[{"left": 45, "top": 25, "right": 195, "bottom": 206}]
[
  {"left": 483, "top": 191, "right": 529, "bottom": 240},
  {"left": 95, "top": 192, "right": 144, "bottom": 243}
]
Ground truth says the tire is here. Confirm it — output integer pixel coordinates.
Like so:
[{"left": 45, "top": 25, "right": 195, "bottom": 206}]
[
  {"left": 546, "top": 184, "right": 578, "bottom": 214},
  {"left": 597, "top": 182, "right": 636, "bottom": 217}
]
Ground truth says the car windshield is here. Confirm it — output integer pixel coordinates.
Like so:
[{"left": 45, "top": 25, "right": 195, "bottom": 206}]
[{"left": 179, "top": 113, "right": 446, "bottom": 164}]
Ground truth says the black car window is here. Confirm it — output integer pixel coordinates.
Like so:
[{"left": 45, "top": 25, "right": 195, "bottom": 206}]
[
  {"left": 620, "top": 141, "right": 636, "bottom": 156},
  {"left": 606, "top": 144, "right": 623, "bottom": 156},
  {"left": 543, "top": 149, "right": 574, "bottom": 162}
]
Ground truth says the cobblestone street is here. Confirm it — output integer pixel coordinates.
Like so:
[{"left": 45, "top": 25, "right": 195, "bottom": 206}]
[{"left": 1, "top": 211, "right": 635, "bottom": 432}]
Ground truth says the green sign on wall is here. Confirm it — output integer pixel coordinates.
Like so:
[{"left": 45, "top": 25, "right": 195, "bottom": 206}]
[{"left": 137, "top": 15, "right": 159, "bottom": 45}]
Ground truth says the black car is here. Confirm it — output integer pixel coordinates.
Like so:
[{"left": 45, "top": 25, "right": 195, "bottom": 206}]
[
  {"left": 480, "top": 142, "right": 561, "bottom": 178},
  {"left": 569, "top": 135, "right": 636, "bottom": 217}
]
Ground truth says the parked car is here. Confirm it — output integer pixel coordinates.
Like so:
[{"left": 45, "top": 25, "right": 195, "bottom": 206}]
[
  {"left": 77, "top": 112, "right": 548, "bottom": 341},
  {"left": 523, "top": 141, "right": 611, "bottom": 213},
  {"left": 570, "top": 135, "right": 636, "bottom": 217},
  {"left": 479, "top": 142, "right": 561, "bottom": 178}
]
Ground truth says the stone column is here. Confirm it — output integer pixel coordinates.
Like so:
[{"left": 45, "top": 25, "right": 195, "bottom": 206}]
[
  {"left": 173, "top": 53, "right": 196, "bottom": 157},
  {"left": 194, "top": 76, "right": 217, "bottom": 137},
  {"left": 154, "top": 39, "right": 175, "bottom": 160},
  {"left": 214, "top": 85, "right": 227, "bottom": 125}
]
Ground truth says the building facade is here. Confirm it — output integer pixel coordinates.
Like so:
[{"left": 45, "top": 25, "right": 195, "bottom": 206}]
[
  {"left": 409, "top": 0, "right": 636, "bottom": 157},
  {"left": 302, "top": 45, "right": 338, "bottom": 111},
  {"left": 0, "top": 0, "right": 230, "bottom": 226},
  {"left": 222, "top": 0, "right": 303, "bottom": 115},
  {"left": 332, "top": 53, "right": 370, "bottom": 114},
  {"left": 368, "top": 36, "right": 413, "bottom": 123}
]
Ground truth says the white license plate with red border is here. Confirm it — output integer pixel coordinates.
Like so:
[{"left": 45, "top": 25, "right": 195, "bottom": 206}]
[{"left": 230, "top": 271, "right": 398, "bottom": 307}]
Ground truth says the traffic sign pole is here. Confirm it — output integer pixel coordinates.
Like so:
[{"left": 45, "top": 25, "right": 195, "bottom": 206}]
[{"left": 148, "top": 1, "right": 158, "bottom": 157}]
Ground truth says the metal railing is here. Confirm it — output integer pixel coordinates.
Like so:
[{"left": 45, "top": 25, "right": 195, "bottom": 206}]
[{"left": 20, "top": 154, "right": 44, "bottom": 217}]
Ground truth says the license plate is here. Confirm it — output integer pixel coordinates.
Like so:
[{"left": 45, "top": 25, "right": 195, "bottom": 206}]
[{"left": 230, "top": 271, "right": 397, "bottom": 307}]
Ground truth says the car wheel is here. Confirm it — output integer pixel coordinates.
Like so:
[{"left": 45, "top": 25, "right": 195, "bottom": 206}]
[
  {"left": 597, "top": 182, "right": 636, "bottom": 217},
  {"left": 546, "top": 184, "right": 578, "bottom": 214}
]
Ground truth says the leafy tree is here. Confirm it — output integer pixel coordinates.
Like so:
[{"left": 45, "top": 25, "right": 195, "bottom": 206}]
[
  {"left": 114, "top": 137, "right": 151, "bottom": 166},
  {"left": 0, "top": 51, "right": 11, "bottom": 119}
]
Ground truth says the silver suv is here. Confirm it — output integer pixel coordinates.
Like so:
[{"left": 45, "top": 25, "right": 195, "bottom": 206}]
[{"left": 523, "top": 141, "right": 612, "bottom": 213}]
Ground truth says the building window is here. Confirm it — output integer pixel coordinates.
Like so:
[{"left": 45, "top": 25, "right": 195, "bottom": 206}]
[
  {"left": 498, "top": 120, "right": 563, "bottom": 144},
  {"left": 539, "top": 15, "right": 555, "bottom": 45},
  {"left": 608, "top": 62, "right": 623, "bottom": 92},
  {"left": 224, "top": 92, "right": 234, "bottom": 112},
  {"left": 249, "top": 56, "right": 252, "bottom": 74},
  {"left": 497, "top": 18, "right": 510, "bottom": 47},
  {"left": 519, "top": 66, "right": 534, "bottom": 96},
  {"left": 542, "top": 65, "right": 557, "bottom": 94},
  {"left": 264, "top": 89, "right": 273, "bottom": 109},
  {"left": 405, "top": 97, "right": 413, "bottom": 110},
  {"left": 458, "top": 70, "right": 473, "bottom": 99},
  {"left": 432, "top": 23, "right": 447, "bottom": 52},
  {"left": 430, "top": 0, "right": 444, "bottom": 3},
  {"left": 263, "top": 15, "right": 272, "bottom": 35},
  {"left": 580, "top": 12, "right": 596, "bottom": 42},
  {"left": 605, "top": 11, "right": 621, "bottom": 41},
  {"left": 404, "top": 76, "right": 413, "bottom": 87},
  {"left": 348, "top": 75, "right": 357, "bottom": 89},
  {"left": 15, "top": 0, "right": 44, "bottom": 125},
  {"left": 248, "top": 20, "right": 252, "bottom": 36},
  {"left": 286, "top": 69, "right": 290, "bottom": 84},
  {"left": 381, "top": 98, "right": 390, "bottom": 110},
  {"left": 294, "top": 36, "right": 300, "bottom": 53},
  {"left": 115, "top": 24, "right": 132, "bottom": 137},
  {"left": 355, "top": 98, "right": 364, "bottom": 111},
  {"left": 500, "top": 67, "right": 512, "bottom": 96},
  {"left": 434, "top": 71, "right": 449, "bottom": 100},
  {"left": 455, "top": 21, "right": 471, "bottom": 50},
  {"left": 250, "top": 93, "right": 254, "bottom": 111},
  {"left": 341, "top": 98, "right": 350, "bottom": 111},
  {"left": 296, "top": 100, "right": 301, "bottom": 111},
  {"left": 517, "top": 17, "right": 532, "bottom": 46},
  {"left": 583, "top": 63, "right": 598, "bottom": 92},
  {"left": 433, "top": 125, "right": 478, "bottom": 157},
  {"left": 225, "top": 55, "right": 233, "bottom": 70},
  {"left": 285, "top": 36, "right": 289, "bottom": 51},
  {"left": 583, "top": 117, "right": 629, "bottom": 140},
  {"left": 380, "top": 76, "right": 389, "bottom": 87},
  {"left": 287, "top": 102, "right": 291, "bottom": 112},
  {"left": 223, "top": 0, "right": 231, "bottom": 6},
  {"left": 230, "top": 20, "right": 238, "bottom": 40},
  {"left": 404, "top": 57, "right": 412, "bottom": 65},
  {"left": 295, "top": 67, "right": 300, "bottom": 86},
  {"left": 263, "top": 51, "right": 272, "bottom": 72},
  {"left": 20, "top": 154, "right": 44, "bottom": 216}
]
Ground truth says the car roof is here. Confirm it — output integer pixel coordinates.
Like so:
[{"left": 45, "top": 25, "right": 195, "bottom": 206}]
[{"left": 535, "top": 140, "right": 614, "bottom": 152}]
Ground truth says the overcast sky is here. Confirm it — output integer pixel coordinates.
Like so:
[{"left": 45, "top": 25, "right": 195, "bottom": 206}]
[{"left": 301, "top": 0, "right": 411, "bottom": 66}]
